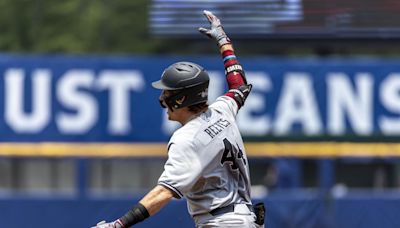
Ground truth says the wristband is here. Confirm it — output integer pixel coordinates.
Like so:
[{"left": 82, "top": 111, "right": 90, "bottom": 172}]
[
  {"left": 225, "top": 64, "right": 243, "bottom": 74},
  {"left": 217, "top": 35, "right": 231, "bottom": 47},
  {"left": 119, "top": 203, "right": 150, "bottom": 227}
]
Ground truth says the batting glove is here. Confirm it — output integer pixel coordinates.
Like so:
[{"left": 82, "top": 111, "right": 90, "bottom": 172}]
[
  {"left": 92, "top": 219, "right": 124, "bottom": 228},
  {"left": 198, "top": 10, "right": 231, "bottom": 47}
]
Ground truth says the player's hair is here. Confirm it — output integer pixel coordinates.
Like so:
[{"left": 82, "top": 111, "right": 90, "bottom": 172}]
[{"left": 188, "top": 102, "right": 208, "bottom": 114}]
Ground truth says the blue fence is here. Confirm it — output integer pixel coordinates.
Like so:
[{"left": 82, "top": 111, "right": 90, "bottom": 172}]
[
  {"left": 0, "top": 157, "right": 398, "bottom": 228},
  {"left": 2, "top": 190, "right": 400, "bottom": 228}
]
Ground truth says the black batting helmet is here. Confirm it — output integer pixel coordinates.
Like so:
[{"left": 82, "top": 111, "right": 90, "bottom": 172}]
[{"left": 152, "top": 61, "right": 209, "bottom": 110}]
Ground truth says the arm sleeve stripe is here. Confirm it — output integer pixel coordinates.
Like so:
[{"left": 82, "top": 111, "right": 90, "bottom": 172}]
[
  {"left": 223, "top": 55, "right": 236, "bottom": 62},
  {"left": 158, "top": 181, "right": 183, "bottom": 199}
]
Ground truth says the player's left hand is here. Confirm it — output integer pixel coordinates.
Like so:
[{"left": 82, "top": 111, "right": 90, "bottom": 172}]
[
  {"left": 91, "top": 219, "right": 124, "bottom": 228},
  {"left": 198, "top": 10, "right": 231, "bottom": 47}
]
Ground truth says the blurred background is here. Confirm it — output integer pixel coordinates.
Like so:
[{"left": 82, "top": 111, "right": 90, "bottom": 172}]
[{"left": 1, "top": 0, "right": 400, "bottom": 227}]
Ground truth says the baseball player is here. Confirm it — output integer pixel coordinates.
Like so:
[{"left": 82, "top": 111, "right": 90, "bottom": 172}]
[{"left": 92, "top": 10, "right": 265, "bottom": 228}]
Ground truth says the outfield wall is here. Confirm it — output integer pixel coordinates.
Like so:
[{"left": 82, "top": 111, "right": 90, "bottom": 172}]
[{"left": 0, "top": 54, "right": 400, "bottom": 145}]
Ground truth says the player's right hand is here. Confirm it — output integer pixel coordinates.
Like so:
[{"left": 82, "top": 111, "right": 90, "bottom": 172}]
[
  {"left": 198, "top": 10, "right": 231, "bottom": 47},
  {"left": 91, "top": 219, "right": 124, "bottom": 228}
]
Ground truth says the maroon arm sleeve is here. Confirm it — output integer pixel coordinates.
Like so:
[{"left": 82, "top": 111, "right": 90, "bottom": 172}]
[{"left": 221, "top": 49, "right": 248, "bottom": 108}]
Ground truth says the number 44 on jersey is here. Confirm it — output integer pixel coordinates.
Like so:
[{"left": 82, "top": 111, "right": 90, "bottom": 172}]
[{"left": 220, "top": 138, "right": 246, "bottom": 170}]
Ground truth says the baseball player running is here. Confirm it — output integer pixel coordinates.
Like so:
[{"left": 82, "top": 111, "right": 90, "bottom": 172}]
[{"left": 92, "top": 10, "right": 265, "bottom": 228}]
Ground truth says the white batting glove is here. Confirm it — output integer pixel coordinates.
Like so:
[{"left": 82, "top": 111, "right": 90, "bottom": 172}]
[
  {"left": 198, "top": 10, "right": 231, "bottom": 47},
  {"left": 91, "top": 219, "right": 124, "bottom": 228}
]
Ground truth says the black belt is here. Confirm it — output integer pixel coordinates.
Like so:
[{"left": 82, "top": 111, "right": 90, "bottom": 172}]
[{"left": 209, "top": 204, "right": 253, "bottom": 216}]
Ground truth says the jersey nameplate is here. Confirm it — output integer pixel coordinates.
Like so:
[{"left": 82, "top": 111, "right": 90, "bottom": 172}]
[{"left": 203, "top": 118, "right": 231, "bottom": 139}]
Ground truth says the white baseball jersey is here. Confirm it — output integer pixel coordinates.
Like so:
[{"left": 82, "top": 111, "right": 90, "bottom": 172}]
[{"left": 158, "top": 95, "right": 252, "bottom": 217}]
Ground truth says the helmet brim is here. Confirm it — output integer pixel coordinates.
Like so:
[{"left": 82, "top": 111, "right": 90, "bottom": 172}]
[{"left": 151, "top": 80, "right": 175, "bottom": 90}]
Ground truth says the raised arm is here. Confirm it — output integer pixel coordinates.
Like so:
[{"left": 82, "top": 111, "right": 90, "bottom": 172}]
[{"left": 199, "top": 10, "right": 252, "bottom": 109}]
